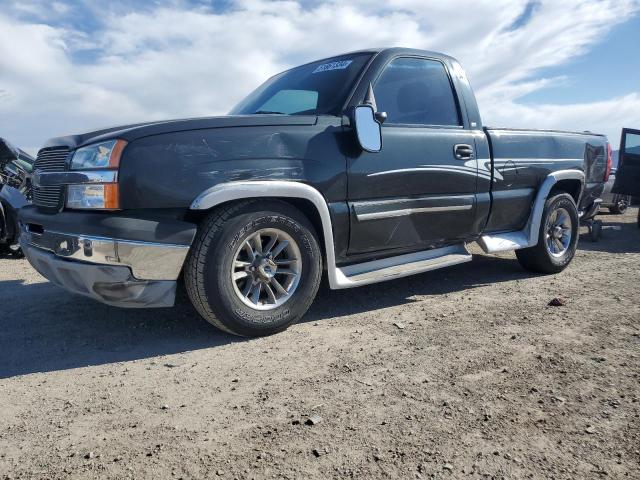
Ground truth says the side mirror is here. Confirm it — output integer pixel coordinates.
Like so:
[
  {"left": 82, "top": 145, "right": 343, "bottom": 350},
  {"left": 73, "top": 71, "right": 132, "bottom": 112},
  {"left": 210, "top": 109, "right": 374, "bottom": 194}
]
[{"left": 353, "top": 105, "right": 382, "bottom": 153}]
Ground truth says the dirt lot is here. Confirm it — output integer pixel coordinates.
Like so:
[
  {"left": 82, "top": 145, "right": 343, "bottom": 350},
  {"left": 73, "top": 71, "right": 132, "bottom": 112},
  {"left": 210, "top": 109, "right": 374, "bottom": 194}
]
[{"left": 1, "top": 210, "right": 639, "bottom": 480}]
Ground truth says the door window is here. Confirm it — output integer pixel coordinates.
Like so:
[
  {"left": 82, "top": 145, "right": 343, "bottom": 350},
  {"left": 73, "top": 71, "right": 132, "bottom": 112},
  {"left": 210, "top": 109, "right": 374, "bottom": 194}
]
[{"left": 373, "top": 57, "right": 461, "bottom": 126}]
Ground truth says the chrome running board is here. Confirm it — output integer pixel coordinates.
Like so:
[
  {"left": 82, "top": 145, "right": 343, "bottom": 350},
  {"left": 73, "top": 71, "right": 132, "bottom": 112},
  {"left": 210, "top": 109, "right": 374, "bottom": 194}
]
[
  {"left": 333, "top": 244, "right": 472, "bottom": 288},
  {"left": 476, "top": 231, "right": 529, "bottom": 253}
]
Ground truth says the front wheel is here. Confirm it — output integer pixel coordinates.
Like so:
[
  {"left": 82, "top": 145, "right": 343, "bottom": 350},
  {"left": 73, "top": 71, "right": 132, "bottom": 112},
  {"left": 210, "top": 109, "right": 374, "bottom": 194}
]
[
  {"left": 516, "top": 193, "right": 579, "bottom": 274},
  {"left": 185, "top": 200, "right": 322, "bottom": 337}
]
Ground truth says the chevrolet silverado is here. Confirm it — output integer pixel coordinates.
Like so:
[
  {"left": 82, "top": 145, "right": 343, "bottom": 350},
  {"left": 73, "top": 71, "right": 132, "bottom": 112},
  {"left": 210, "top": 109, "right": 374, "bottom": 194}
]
[{"left": 20, "top": 48, "right": 609, "bottom": 336}]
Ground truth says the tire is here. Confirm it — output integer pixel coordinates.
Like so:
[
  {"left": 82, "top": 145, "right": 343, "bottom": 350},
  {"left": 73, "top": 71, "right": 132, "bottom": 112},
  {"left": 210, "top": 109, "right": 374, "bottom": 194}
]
[
  {"left": 609, "top": 195, "right": 630, "bottom": 215},
  {"left": 185, "top": 200, "right": 322, "bottom": 337},
  {"left": 516, "top": 193, "right": 579, "bottom": 274}
]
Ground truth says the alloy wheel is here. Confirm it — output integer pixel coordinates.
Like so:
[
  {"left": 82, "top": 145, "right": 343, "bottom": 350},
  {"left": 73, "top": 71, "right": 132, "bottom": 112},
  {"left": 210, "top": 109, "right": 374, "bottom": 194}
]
[
  {"left": 230, "top": 228, "right": 302, "bottom": 310},
  {"left": 544, "top": 207, "right": 572, "bottom": 257}
]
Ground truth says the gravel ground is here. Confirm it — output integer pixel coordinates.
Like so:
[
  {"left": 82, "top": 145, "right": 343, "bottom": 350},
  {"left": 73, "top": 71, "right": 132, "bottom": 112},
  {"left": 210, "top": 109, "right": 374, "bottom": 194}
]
[{"left": 1, "top": 210, "right": 639, "bottom": 480}]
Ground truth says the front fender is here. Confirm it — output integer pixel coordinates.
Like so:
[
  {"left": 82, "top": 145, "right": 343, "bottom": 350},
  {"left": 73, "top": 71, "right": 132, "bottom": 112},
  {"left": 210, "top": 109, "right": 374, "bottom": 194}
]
[{"left": 190, "top": 180, "right": 344, "bottom": 289}]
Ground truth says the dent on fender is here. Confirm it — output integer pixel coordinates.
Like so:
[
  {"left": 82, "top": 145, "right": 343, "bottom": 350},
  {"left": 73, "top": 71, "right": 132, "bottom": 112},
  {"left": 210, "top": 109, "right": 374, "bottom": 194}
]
[
  {"left": 198, "top": 165, "right": 305, "bottom": 183},
  {"left": 189, "top": 132, "right": 307, "bottom": 181},
  {"left": 118, "top": 124, "right": 345, "bottom": 209}
]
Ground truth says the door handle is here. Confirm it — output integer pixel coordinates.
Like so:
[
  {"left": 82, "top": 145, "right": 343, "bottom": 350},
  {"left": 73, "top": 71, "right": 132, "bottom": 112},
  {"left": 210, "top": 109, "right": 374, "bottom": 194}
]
[{"left": 454, "top": 144, "right": 474, "bottom": 160}]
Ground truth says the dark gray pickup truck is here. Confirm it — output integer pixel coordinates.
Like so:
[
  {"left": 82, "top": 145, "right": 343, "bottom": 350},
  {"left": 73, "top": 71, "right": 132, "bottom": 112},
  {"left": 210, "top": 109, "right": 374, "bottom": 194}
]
[{"left": 20, "top": 48, "right": 609, "bottom": 336}]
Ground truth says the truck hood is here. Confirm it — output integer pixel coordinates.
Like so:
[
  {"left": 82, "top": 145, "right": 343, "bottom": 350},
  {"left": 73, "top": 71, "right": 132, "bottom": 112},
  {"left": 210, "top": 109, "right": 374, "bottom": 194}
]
[{"left": 42, "top": 115, "right": 319, "bottom": 151}]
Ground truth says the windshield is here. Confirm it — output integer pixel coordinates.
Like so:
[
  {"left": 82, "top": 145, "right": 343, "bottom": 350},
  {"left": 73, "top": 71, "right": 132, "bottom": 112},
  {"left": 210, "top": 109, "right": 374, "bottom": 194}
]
[{"left": 230, "top": 53, "right": 373, "bottom": 116}]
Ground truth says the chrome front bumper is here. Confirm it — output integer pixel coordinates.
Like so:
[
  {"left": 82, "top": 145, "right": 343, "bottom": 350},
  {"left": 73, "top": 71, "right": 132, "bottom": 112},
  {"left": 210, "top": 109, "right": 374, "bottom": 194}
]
[{"left": 20, "top": 225, "right": 191, "bottom": 308}]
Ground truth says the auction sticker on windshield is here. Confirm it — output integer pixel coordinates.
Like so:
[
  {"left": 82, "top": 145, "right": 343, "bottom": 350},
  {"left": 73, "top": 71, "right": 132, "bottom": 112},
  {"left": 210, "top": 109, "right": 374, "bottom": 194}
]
[{"left": 312, "top": 60, "right": 353, "bottom": 73}]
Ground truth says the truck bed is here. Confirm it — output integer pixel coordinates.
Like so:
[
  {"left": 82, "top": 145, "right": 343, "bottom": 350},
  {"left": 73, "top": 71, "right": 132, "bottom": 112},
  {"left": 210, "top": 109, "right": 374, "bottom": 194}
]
[{"left": 481, "top": 127, "right": 608, "bottom": 234}]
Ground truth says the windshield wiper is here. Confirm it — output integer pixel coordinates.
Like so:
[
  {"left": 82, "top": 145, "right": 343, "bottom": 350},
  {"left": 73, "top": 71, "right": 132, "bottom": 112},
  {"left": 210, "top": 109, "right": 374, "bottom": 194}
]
[{"left": 253, "top": 110, "right": 287, "bottom": 115}]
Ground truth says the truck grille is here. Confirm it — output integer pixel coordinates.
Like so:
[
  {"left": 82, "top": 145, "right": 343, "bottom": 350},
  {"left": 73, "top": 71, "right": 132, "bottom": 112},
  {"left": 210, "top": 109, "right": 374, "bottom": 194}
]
[{"left": 33, "top": 146, "right": 70, "bottom": 209}]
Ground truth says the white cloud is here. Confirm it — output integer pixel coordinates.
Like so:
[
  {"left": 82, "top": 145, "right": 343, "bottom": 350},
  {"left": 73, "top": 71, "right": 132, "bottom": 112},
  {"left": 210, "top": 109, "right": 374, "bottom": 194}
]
[
  {"left": 0, "top": 0, "right": 638, "bottom": 151},
  {"left": 480, "top": 93, "right": 640, "bottom": 149}
]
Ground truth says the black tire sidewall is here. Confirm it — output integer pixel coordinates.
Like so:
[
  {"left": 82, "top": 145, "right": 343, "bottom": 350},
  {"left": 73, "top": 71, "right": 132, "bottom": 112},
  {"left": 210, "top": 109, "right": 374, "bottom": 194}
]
[
  {"left": 538, "top": 194, "right": 579, "bottom": 269},
  {"left": 202, "top": 204, "right": 321, "bottom": 336}
]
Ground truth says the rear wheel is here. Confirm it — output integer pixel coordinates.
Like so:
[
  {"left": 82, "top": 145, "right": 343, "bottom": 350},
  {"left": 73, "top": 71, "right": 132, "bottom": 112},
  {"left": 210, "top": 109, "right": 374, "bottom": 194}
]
[
  {"left": 609, "top": 195, "right": 631, "bottom": 215},
  {"left": 516, "top": 193, "right": 579, "bottom": 274},
  {"left": 185, "top": 200, "right": 322, "bottom": 337}
]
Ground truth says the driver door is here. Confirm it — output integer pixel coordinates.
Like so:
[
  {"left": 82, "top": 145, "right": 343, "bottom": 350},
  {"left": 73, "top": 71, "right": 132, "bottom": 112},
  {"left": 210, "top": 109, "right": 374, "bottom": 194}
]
[
  {"left": 346, "top": 56, "right": 479, "bottom": 255},
  {"left": 612, "top": 128, "right": 640, "bottom": 197}
]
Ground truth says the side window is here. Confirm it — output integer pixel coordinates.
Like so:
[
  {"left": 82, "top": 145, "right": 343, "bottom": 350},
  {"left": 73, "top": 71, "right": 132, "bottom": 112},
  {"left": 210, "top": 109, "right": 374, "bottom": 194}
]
[{"left": 373, "top": 57, "right": 461, "bottom": 127}]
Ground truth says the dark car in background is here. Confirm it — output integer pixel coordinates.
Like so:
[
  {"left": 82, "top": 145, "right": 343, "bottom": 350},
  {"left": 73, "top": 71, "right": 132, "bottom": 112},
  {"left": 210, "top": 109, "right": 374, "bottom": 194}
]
[
  {"left": 601, "top": 168, "right": 632, "bottom": 214},
  {"left": 1, "top": 138, "right": 34, "bottom": 255},
  {"left": 612, "top": 128, "right": 640, "bottom": 226}
]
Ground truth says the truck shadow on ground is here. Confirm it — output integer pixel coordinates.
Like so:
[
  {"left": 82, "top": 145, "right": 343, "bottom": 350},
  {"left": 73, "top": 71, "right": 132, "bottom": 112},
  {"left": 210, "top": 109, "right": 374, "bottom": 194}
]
[
  {"left": 0, "top": 255, "right": 531, "bottom": 379},
  {"left": 304, "top": 254, "right": 530, "bottom": 323},
  {"left": 578, "top": 214, "right": 640, "bottom": 253}
]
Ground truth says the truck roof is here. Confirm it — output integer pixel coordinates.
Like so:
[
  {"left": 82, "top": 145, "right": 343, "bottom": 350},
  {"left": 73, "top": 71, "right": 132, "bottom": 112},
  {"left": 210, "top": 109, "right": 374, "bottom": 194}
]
[
  {"left": 348, "top": 47, "right": 455, "bottom": 59},
  {"left": 298, "top": 47, "right": 458, "bottom": 69}
]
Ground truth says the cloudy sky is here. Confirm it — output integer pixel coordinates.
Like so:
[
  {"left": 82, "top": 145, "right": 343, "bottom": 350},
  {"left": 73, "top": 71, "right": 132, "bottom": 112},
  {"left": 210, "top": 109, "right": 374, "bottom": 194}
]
[{"left": 1, "top": 0, "right": 639, "bottom": 153}]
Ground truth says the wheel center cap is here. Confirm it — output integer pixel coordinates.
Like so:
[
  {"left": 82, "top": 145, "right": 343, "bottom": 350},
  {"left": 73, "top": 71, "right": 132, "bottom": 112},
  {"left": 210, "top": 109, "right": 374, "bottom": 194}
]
[
  {"left": 256, "top": 258, "right": 277, "bottom": 281},
  {"left": 552, "top": 226, "right": 563, "bottom": 239}
]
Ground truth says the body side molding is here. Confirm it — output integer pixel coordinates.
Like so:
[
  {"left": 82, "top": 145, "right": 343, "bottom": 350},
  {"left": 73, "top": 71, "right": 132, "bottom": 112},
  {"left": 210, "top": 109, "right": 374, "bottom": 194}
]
[
  {"left": 477, "top": 169, "right": 585, "bottom": 253},
  {"left": 190, "top": 181, "right": 474, "bottom": 289}
]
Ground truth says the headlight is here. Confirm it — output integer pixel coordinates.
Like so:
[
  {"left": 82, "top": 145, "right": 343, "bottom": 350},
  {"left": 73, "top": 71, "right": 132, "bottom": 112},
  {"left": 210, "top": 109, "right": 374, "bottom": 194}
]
[
  {"left": 67, "top": 184, "right": 119, "bottom": 209},
  {"left": 70, "top": 140, "right": 125, "bottom": 170},
  {"left": 66, "top": 139, "right": 126, "bottom": 210}
]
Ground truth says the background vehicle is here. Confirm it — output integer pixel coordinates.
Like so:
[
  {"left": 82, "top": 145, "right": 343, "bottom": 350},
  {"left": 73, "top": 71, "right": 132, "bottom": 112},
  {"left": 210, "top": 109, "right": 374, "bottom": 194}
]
[
  {"left": 0, "top": 138, "right": 34, "bottom": 255},
  {"left": 601, "top": 168, "right": 632, "bottom": 214},
  {"left": 19, "top": 48, "right": 608, "bottom": 336},
  {"left": 612, "top": 128, "right": 640, "bottom": 227}
]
